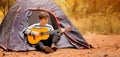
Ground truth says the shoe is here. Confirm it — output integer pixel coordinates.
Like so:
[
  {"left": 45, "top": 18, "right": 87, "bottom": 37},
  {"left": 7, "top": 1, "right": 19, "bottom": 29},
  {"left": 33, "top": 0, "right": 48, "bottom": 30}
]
[
  {"left": 43, "top": 46, "right": 54, "bottom": 54},
  {"left": 52, "top": 47, "right": 57, "bottom": 51},
  {"left": 51, "top": 43, "right": 58, "bottom": 51}
]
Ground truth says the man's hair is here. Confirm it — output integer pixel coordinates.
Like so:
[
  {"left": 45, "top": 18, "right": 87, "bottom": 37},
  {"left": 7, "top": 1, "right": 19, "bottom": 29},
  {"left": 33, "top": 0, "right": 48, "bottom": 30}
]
[{"left": 39, "top": 11, "right": 49, "bottom": 19}]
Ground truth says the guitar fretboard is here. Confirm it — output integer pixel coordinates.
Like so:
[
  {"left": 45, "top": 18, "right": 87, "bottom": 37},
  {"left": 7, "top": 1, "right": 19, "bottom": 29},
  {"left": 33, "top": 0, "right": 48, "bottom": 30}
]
[{"left": 40, "top": 29, "right": 60, "bottom": 35}]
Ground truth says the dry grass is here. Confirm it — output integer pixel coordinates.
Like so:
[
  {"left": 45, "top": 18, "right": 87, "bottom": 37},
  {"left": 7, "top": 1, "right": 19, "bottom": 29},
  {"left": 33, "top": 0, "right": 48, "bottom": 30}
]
[
  {"left": 54, "top": 0, "right": 120, "bottom": 35},
  {"left": 69, "top": 12, "right": 120, "bottom": 34},
  {"left": 0, "top": 11, "right": 3, "bottom": 24}
]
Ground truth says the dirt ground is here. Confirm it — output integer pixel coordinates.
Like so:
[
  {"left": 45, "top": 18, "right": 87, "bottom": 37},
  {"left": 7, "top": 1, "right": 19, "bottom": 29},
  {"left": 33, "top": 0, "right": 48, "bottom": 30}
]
[{"left": 0, "top": 34, "right": 120, "bottom": 57}]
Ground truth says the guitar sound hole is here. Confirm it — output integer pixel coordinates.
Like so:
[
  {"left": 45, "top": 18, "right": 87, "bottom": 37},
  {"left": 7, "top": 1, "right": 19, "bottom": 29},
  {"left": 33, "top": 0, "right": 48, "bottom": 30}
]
[
  {"left": 40, "top": 32, "right": 44, "bottom": 36},
  {"left": 33, "top": 35, "right": 36, "bottom": 40}
]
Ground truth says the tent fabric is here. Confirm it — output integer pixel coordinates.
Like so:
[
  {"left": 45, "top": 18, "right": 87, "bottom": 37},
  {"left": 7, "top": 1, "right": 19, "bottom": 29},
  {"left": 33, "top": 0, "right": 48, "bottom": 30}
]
[{"left": 0, "top": 0, "right": 91, "bottom": 51}]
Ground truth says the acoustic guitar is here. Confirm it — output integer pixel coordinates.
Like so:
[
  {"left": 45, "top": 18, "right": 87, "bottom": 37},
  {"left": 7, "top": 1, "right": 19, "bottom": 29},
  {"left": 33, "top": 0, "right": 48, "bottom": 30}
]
[{"left": 27, "top": 27, "right": 72, "bottom": 44}]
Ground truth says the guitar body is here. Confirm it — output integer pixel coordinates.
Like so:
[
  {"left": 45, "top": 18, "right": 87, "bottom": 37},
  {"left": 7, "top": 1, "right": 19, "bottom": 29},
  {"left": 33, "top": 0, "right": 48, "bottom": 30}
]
[{"left": 27, "top": 28, "right": 50, "bottom": 44}]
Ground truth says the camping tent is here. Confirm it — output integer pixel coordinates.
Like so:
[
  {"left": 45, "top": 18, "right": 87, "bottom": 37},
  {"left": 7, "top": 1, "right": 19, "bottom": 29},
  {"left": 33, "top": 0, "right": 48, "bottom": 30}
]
[{"left": 0, "top": 0, "right": 91, "bottom": 51}]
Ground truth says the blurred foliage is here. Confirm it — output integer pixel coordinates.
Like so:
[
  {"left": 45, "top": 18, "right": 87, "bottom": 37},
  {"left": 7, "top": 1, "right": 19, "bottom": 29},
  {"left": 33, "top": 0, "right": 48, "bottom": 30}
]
[
  {"left": 0, "top": 0, "right": 15, "bottom": 16},
  {"left": 54, "top": 0, "right": 120, "bottom": 18},
  {"left": 0, "top": 0, "right": 15, "bottom": 23},
  {"left": 54, "top": 0, "right": 120, "bottom": 34},
  {"left": 0, "top": 0, "right": 120, "bottom": 34}
]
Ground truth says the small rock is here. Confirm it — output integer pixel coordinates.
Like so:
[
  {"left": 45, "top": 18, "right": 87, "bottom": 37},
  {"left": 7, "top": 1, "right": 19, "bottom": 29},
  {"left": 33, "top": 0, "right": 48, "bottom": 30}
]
[{"left": 104, "top": 54, "right": 108, "bottom": 57}]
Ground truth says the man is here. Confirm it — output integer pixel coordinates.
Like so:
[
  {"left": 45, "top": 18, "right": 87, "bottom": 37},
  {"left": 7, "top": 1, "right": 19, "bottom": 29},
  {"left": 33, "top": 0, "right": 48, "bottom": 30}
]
[{"left": 23, "top": 11, "right": 66, "bottom": 53}]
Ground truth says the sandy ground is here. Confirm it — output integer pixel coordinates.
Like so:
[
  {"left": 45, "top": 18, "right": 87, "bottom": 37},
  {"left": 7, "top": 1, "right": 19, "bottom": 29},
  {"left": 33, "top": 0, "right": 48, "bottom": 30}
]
[{"left": 0, "top": 34, "right": 120, "bottom": 57}]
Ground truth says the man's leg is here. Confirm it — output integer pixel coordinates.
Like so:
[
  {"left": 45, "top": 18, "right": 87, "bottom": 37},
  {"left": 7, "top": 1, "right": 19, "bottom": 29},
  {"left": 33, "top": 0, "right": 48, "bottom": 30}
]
[
  {"left": 41, "top": 32, "right": 60, "bottom": 51},
  {"left": 35, "top": 42, "right": 44, "bottom": 50},
  {"left": 42, "top": 32, "right": 60, "bottom": 47},
  {"left": 35, "top": 42, "right": 54, "bottom": 53},
  {"left": 50, "top": 32, "right": 60, "bottom": 51},
  {"left": 51, "top": 31, "right": 60, "bottom": 43}
]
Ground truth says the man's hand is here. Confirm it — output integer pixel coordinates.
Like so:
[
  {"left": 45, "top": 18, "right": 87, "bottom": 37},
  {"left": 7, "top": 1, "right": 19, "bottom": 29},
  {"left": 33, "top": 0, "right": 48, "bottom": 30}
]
[
  {"left": 60, "top": 26, "right": 72, "bottom": 33},
  {"left": 60, "top": 28, "right": 66, "bottom": 33},
  {"left": 34, "top": 32, "right": 39, "bottom": 36}
]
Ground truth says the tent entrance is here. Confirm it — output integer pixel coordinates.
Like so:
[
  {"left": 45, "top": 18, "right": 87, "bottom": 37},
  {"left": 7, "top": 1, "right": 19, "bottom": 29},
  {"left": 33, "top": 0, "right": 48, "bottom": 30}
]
[
  {"left": 28, "top": 10, "right": 40, "bottom": 26},
  {"left": 28, "top": 10, "right": 59, "bottom": 29}
]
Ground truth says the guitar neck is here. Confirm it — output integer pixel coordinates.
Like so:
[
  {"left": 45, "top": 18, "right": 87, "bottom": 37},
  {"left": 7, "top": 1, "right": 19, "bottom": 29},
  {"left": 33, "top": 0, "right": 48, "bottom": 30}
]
[
  {"left": 48, "top": 29, "right": 60, "bottom": 34},
  {"left": 41, "top": 27, "right": 72, "bottom": 35},
  {"left": 42, "top": 29, "right": 60, "bottom": 35}
]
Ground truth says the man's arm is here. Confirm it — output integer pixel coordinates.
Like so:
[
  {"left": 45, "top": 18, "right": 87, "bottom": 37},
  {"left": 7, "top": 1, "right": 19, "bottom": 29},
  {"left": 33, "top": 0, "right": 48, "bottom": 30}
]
[{"left": 23, "top": 24, "right": 39, "bottom": 36}]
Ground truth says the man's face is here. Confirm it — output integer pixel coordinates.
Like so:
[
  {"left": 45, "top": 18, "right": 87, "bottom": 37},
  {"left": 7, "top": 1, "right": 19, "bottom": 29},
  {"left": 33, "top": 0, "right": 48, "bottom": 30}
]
[{"left": 40, "top": 17, "right": 48, "bottom": 25}]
